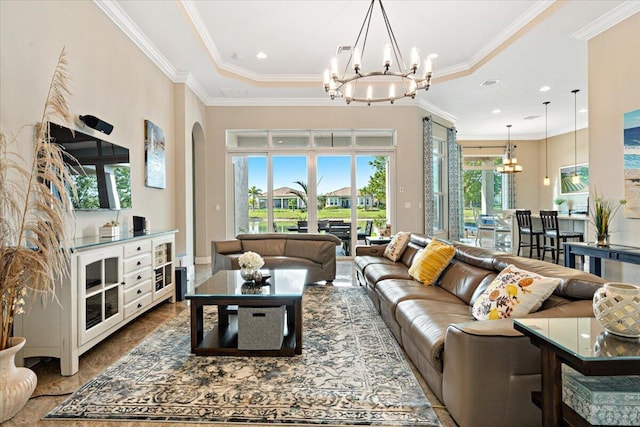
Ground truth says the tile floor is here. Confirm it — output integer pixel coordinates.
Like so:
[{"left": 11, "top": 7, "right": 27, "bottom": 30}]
[{"left": 5, "top": 262, "right": 457, "bottom": 427}]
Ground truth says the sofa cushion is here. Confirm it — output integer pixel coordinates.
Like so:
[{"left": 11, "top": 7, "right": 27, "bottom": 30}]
[
  {"left": 354, "top": 254, "right": 395, "bottom": 275},
  {"left": 363, "top": 263, "right": 413, "bottom": 290},
  {"left": 285, "top": 239, "right": 334, "bottom": 264},
  {"left": 408, "top": 238, "right": 455, "bottom": 285},
  {"left": 383, "top": 231, "right": 411, "bottom": 261},
  {"left": 396, "top": 299, "right": 473, "bottom": 373},
  {"left": 494, "top": 254, "right": 605, "bottom": 299},
  {"left": 377, "top": 279, "right": 466, "bottom": 308},
  {"left": 242, "top": 239, "right": 286, "bottom": 256},
  {"left": 472, "top": 264, "right": 561, "bottom": 320},
  {"left": 440, "top": 260, "right": 498, "bottom": 305}
]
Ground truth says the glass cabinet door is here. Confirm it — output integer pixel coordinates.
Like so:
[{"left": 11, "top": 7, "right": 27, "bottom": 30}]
[{"left": 78, "top": 247, "right": 123, "bottom": 345}]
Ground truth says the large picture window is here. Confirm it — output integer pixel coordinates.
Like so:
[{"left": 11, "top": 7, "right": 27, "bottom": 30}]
[{"left": 226, "top": 130, "right": 395, "bottom": 256}]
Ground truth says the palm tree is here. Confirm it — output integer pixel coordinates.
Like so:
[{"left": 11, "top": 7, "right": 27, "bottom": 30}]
[
  {"left": 247, "top": 185, "right": 262, "bottom": 210},
  {"left": 288, "top": 180, "right": 308, "bottom": 209}
]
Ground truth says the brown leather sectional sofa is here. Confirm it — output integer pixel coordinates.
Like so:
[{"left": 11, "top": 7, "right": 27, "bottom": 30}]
[
  {"left": 354, "top": 233, "right": 606, "bottom": 427},
  {"left": 212, "top": 233, "right": 341, "bottom": 284}
]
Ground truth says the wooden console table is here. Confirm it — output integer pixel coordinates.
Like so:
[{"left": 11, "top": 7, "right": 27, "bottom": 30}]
[{"left": 563, "top": 242, "right": 640, "bottom": 277}]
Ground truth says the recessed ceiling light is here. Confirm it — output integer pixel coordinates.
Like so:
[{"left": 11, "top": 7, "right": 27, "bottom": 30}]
[
  {"left": 579, "top": 108, "right": 588, "bottom": 113},
  {"left": 539, "top": 85, "right": 551, "bottom": 92},
  {"left": 492, "top": 109, "right": 501, "bottom": 114},
  {"left": 480, "top": 79, "right": 500, "bottom": 86},
  {"left": 428, "top": 53, "right": 439, "bottom": 60},
  {"left": 256, "top": 51, "right": 267, "bottom": 59}
]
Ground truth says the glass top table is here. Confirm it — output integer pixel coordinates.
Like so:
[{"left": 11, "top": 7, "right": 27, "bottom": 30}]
[
  {"left": 185, "top": 269, "right": 307, "bottom": 357},
  {"left": 514, "top": 317, "right": 640, "bottom": 427},
  {"left": 187, "top": 269, "right": 306, "bottom": 298}
]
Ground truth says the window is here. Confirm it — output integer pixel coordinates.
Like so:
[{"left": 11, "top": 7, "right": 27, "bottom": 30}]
[{"left": 226, "top": 129, "right": 395, "bottom": 255}]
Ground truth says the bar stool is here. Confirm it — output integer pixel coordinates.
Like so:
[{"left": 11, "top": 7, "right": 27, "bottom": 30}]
[
  {"left": 515, "top": 210, "right": 543, "bottom": 258},
  {"left": 539, "top": 210, "right": 584, "bottom": 263}
]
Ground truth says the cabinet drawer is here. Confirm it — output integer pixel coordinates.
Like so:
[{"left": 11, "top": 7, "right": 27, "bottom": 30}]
[
  {"left": 123, "top": 253, "right": 152, "bottom": 274},
  {"left": 123, "top": 267, "right": 152, "bottom": 288},
  {"left": 124, "top": 293, "right": 153, "bottom": 319},
  {"left": 123, "top": 240, "right": 152, "bottom": 258},
  {"left": 124, "top": 280, "right": 152, "bottom": 305}
]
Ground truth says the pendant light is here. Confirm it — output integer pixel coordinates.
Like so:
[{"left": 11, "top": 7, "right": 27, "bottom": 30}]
[
  {"left": 571, "top": 89, "right": 580, "bottom": 185},
  {"left": 496, "top": 125, "right": 522, "bottom": 173},
  {"left": 543, "top": 101, "right": 550, "bottom": 186}
]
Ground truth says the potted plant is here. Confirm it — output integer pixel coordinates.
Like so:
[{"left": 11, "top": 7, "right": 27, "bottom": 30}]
[
  {"left": 590, "top": 191, "right": 626, "bottom": 246},
  {"left": 553, "top": 198, "right": 567, "bottom": 212},
  {"left": 0, "top": 48, "right": 76, "bottom": 421}
]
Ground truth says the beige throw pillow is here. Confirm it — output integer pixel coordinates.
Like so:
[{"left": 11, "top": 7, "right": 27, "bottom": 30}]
[
  {"left": 472, "top": 264, "right": 560, "bottom": 320},
  {"left": 383, "top": 231, "right": 411, "bottom": 262}
]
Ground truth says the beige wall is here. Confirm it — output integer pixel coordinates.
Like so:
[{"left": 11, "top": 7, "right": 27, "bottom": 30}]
[
  {"left": 0, "top": 1, "right": 177, "bottom": 239},
  {"left": 204, "top": 106, "right": 435, "bottom": 245},
  {"left": 539, "top": 128, "right": 589, "bottom": 211},
  {"left": 588, "top": 13, "right": 640, "bottom": 281}
]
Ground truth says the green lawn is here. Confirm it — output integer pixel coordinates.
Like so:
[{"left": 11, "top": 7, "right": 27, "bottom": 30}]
[{"left": 248, "top": 208, "right": 386, "bottom": 221}]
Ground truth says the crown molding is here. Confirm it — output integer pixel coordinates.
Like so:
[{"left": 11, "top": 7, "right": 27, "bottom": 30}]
[
  {"left": 572, "top": 1, "right": 640, "bottom": 41},
  {"left": 417, "top": 99, "right": 458, "bottom": 125},
  {"left": 93, "top": 0, "right": 177, "bottom": 79},
  {"left": 205, "top": 97, "right": 426, "bottom": 107}
]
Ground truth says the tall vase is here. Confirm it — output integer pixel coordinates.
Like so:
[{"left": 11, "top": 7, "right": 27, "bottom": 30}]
[
  {"left": 596, "top": 233, "right": 609, "bottom": 247},
  {"left": 0, "top": 337, "right": 38, "bottom": 423}
]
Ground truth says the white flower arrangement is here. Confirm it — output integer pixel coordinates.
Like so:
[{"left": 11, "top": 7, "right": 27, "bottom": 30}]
[{"left": 238, "top": 251, "right": 264, "bottom": 270}]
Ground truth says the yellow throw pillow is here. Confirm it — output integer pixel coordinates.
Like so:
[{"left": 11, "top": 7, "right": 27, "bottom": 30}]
[
  {"left": 408, "top": 238, "right": 455, "bottom": 285},
  {"left": 383, "top": 231, "right": 411, "bottom": 262}
]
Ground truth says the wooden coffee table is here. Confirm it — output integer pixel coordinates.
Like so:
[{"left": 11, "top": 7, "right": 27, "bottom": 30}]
[{"left": 185, "top": 269, "right": 306, "bottom": 356}]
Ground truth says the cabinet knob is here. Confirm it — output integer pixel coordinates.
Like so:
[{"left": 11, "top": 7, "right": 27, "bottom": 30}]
[
  {"left": 121, "top": 281, "right": 125, "bottom": 285},
  {"left": 137, "top": 289, "right": 142, "bottom": 294},
  {"left": 137, "top": 303, "right": 142, "bottom": 308},
  {"left": 137, "top": 261, "right": 142, "bottom": 265},
  {"left": 137, "top": 246, "right": 142, "bottom": 251},
  {"left": 137, "top": 275, "right": 142, "bottom": 280}
]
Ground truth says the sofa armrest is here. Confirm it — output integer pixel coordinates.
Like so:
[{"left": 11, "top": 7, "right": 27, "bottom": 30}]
[
  {"left": 214, "top": 239, "right": 243, "bottom": 254},
  {"left": 211, "top": 240, "right": 243, "bottom": 275},
  {"left": 355, "top": 244, "right": 388, "bottom": 257},
  {"left": 443, "top": 320, "right": 542, "bottom": 427}
]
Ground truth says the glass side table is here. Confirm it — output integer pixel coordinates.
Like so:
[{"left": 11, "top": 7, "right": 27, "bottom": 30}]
[{"left": 514, "top": 317, "right": 640, "bottom": 427}]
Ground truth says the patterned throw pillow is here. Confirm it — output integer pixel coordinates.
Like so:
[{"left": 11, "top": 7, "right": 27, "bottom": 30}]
[
  {"left": 408, "top": 238, "right": 455, "bottom": 286},
  {"left": 383, "top": 231, "right": 411, "bottom": 262},
  {"left": 472, "top": 264, "right": 561, "bottom": 320}
]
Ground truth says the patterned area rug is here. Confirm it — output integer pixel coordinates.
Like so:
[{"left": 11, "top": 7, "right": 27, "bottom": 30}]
[{"left": 45, "top": 286, "right": 440, "bottom": 425}]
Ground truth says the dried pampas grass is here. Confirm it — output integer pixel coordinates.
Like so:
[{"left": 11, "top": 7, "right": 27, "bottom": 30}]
[{"left": 0, "top": 47, "right": 77, "bottom": 350}]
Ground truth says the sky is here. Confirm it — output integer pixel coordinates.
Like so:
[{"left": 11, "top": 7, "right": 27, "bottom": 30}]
[{"left": 247, "top": 155, "right": 378, "bottom": 195}]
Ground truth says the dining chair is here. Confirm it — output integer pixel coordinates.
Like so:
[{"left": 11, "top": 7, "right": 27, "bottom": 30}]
[
  {"left": 514, "top": 210, "right": 543, "bottom": 258},
  {"left": 539, "top": 210, "right": 584, "bottom": 263}
]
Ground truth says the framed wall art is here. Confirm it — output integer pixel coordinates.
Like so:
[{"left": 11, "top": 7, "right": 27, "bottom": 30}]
[
  {"left": 623, "top": 108, "right": 640, "bottom": 218},
  {"left": 560, "top": 163, "right": 589, "bottom": 194},
  {"left": 144, "top": 119, "right": 166, "bottom": 189}
]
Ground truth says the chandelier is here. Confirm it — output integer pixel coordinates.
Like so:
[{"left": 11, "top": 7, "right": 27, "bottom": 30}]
[
  {"left": 323, "top": 0, "right": 434, "bottom": 105},
  {"left": 497, "top": 125, "right": 523, "bottom": 174}
]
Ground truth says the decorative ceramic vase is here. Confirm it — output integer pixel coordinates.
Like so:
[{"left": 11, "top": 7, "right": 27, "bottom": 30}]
[
  {"left": 240, "top": 268, "right": 255, "bottom": 282},
  {"left": 596, "top": 233, "right": 610, "bottom": 247},
  {"left": 0, "top": 337, "right": 38, "bottom": 423},
  {"left": 593, "top": 283, "right": 640, "bottom": 338}
]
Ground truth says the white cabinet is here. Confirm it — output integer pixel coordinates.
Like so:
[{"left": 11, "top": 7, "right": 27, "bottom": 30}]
[{"left": 15, "top": 230, "right": 176, "bottom": 376}]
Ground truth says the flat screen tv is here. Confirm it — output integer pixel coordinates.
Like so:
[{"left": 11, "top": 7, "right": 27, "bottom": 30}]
[{"left": 48, "top": 122, "right": 132, "bottom": 210}]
